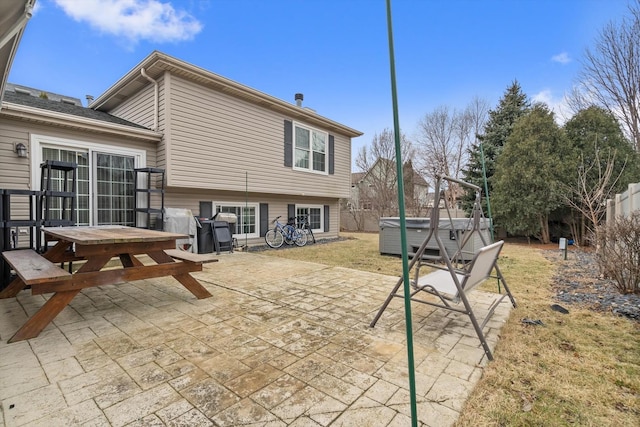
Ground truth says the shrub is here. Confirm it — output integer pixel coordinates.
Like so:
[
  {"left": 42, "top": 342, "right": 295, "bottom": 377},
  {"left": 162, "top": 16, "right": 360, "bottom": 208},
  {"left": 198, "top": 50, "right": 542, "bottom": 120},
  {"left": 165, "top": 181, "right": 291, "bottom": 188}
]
[{"left": 596, "top": 211, "right": 640, "bottom": 294}]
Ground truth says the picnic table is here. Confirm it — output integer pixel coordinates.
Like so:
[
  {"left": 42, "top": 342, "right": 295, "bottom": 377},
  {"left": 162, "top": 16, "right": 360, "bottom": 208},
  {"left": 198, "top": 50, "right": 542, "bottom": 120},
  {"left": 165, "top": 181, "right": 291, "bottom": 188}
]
[{"left": 0, "top": 226, "right": 216, "bottom": 343}]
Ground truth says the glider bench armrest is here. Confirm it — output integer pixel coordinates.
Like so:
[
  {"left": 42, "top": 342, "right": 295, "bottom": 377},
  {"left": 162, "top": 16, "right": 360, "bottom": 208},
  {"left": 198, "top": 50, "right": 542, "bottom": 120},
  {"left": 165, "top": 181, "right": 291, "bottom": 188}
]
[
  {"left": 1, "top": 249, "right": 71, "bottom": 286},
  {"left": 164, "top": 249, "right": 219, "bottom": 265}
]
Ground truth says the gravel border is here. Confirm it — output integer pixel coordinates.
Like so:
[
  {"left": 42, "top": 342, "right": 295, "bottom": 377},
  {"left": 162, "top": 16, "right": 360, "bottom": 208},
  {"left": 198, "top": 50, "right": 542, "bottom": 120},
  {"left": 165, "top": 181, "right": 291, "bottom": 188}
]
[{"left": 544, "top": 249, "right": 640, "bottom": 322}]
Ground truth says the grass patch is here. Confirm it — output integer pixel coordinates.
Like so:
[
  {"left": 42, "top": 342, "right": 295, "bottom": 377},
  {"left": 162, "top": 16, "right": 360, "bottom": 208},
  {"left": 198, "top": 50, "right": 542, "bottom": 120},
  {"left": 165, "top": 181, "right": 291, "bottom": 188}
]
[{"left": 261, "top": 232, "right": 640, "bottom": 426}]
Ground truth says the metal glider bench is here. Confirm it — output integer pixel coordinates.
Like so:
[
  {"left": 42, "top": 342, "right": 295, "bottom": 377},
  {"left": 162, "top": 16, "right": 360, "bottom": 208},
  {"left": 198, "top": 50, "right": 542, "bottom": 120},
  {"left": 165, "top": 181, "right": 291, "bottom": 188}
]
[{"left": 370, "top": 175, "right": 517, "bottom": 361}]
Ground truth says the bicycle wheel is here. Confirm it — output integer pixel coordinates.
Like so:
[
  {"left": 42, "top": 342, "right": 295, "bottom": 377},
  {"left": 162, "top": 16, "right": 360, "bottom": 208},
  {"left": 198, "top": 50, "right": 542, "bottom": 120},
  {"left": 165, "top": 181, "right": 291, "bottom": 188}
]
[
  {"left": 283, "top": 225, "right": 295, "bottom": 245},
  {"left": 305, "top": 226, "right": 316, "bottom": 243},
  {"left": 265, "top": 229, "right": 284, "bottom": 248},
  {"left": 293, "top": 228, "right": 308, "bottom": 247}
]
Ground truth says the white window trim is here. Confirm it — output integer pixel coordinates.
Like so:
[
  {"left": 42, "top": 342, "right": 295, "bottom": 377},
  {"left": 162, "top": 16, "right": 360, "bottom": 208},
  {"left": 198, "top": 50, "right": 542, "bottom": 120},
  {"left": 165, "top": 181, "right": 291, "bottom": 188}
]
[
  {"left": 30, "top": 134, "right": 146, "bottom": 226},
  {"left": 295, "top": 204, "right": 324, "bottom": 233},
  {"left": 292, "top": 122, "right": 329, "bottom": 175},
  {"left": 215, "top": 201, "right": 260, "bottom": 239}
]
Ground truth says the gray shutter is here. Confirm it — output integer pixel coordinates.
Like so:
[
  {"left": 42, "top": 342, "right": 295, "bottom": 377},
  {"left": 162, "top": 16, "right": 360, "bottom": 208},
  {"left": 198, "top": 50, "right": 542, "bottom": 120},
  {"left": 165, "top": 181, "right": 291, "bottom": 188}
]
[
  {"left": 328, "top": 135, "right": 334, "bottom": 175},
  {"left": 288, "top": 204, "right": 295, "bottom": 224},
  {"left": 284, "top": 120, "right": 293, "bottom": 167},
  {"left": 260, "top": 203, "right": 269, "bottom": 236},
  {"left": 324, "top": 205, "right": 330, "bottom": 232}
]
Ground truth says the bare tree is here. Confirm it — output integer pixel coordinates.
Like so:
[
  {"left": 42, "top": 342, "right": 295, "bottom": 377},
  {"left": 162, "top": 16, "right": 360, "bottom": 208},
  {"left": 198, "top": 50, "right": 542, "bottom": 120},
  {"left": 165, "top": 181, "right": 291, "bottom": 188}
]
[
  {"left": 341, "top": 197, "right": 366, "bottom": 231},
  {"left": 466, "top": 96, "right": 490, "bottom": 142},
  {"left": 355, "top": 128, "right": 414, "bottom": 172},
  {"left": 415, "top": 99, "right": 489, "bottom": 206},
  {"left": 562, "top": 147, "right": 627, "bottom": 247},
  {"left": 415, "top": 105, "right": 457, "bottom": 185},
  {"left": 354, "top": 128, "right": 415, "bottom": 218},
  {"left": 576, "top": 0, "right": 640, "bottom": 150},
  {"left": 565, "top": 86, "right": 594, "bottom": 117}
]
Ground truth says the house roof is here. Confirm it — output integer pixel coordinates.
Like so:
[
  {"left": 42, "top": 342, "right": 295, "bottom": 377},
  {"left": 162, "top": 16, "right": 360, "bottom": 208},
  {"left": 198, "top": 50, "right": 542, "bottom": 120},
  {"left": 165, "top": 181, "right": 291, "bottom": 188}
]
[
  {"left": 409, "top": 170, "right": 429, "bottom": 187},
  {"left": 4, "top": 84, "right": 149, "bottom": 128},
  {"left": 90, "top": 51, "right": 364, "bottom": 138},
  {"left": 1, "top": 83, "right": 162, "bottom": 142},
  {"left": 351, "top": 172, "right": 366, "bottom": 185},
  {"left": 0, "top": 0, "right": 35, "bottom": 103},
  {"left": 355, "top": 157, "right": 429, "bottom": 187}
]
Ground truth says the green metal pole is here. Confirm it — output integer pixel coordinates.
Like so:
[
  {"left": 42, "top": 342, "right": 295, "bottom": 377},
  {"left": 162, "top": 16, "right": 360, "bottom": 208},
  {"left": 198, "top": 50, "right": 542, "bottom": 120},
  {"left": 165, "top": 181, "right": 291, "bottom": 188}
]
[
  {"left": 479, "top": 142, "right": 500, "bottom": 291},
  {"left": 385, "top": 1, "right": 418, "bottom": 425},
  {"left": 479, "top": 142, "right": 494, "bottom": 241}
]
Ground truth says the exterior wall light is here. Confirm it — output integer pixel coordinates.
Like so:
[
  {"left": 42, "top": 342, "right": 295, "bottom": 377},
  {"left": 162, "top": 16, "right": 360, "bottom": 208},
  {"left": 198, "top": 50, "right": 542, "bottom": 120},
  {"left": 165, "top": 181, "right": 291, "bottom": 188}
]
[{"left": 15, "top": 142, "right": 27, "bottom": 158}]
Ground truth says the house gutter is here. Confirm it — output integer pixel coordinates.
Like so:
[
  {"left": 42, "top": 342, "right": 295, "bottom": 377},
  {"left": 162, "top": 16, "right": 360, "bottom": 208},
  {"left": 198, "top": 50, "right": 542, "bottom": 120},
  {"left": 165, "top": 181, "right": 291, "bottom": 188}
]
[
  {"left": 140, "top": 67, "right": 158, "bottom": 131},
  {"left": 0, "top": 3, "right": 33, "bottom": 51},
  {"left": 92, "top": 52, "right": 363, "bottom": 138}
]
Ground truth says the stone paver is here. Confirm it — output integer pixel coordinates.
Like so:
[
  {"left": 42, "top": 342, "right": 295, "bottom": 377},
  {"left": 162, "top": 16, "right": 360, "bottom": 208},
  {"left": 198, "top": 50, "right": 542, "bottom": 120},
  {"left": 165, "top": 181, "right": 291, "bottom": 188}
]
[{"left": 0, "top": 252, "right": 512, "bottom": 426}]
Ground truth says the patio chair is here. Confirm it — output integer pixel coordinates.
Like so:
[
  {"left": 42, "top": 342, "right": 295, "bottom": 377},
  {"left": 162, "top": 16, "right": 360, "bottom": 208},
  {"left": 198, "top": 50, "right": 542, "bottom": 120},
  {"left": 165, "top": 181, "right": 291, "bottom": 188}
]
[
  {"left": 212, "top": 220, "right": 233, "bottom": 254},
  {"left": 410, "top": 240, "right": 506, "bottom": 361}
]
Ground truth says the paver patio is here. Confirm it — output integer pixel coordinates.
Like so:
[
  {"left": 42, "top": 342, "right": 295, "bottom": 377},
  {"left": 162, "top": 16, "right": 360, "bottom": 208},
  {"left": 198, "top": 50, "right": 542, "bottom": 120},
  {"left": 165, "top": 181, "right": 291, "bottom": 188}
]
[{"left": 0, "top": 252, "right": 511, "bottom": 426}]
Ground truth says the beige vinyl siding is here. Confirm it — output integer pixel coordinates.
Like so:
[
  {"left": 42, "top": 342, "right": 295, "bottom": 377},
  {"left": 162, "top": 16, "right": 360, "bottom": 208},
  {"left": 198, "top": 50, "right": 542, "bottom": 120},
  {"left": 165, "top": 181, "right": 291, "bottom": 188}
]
[
  {"left": 0, "top": 117, "right": 159, "bottom": 235},
  {"left": 107, "top": 76, "right": 167, "bottom": 170},
  {"left": 0, "top": 120, "right": 31, "bottom": 190},
  {"left": 165, "top": 76, "right": 351, "bottom": 199},
  {"left": 0, "top": 120, "right": 33, "bottom": 240},
  {"left": 109, "top": 84, "right": 156, "bottom": 131},
  {"left": 164, "top": 189, "right": 341, "bottom": 243}
]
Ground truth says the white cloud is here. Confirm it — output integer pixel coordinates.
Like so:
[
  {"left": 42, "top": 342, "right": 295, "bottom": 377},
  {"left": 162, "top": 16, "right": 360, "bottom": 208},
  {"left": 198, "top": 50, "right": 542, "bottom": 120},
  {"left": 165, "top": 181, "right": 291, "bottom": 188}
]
[
  {"left": 52, "top": 0, "right": 203, "bottom": 44},
  {"left": 532, "top": 89, "right": 572, "bottom": 124},
  {"left": 551, "top": 52, "right": 571, "bottom": 64}
]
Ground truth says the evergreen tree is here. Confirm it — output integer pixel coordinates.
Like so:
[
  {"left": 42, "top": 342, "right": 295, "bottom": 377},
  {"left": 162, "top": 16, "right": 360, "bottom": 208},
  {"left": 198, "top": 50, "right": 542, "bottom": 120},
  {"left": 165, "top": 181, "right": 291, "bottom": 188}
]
[
  {"left": 461, "top": 81, "right": 530, "bottom": 215},
  {"left": 564, "top": 106, "right": 640, "bottom": 193},
  {"left": 562, "top": 105, "right": 640, "bottom": 244},
  {"left": 492, "top": 104, "right": 572, "bottom": 244}
]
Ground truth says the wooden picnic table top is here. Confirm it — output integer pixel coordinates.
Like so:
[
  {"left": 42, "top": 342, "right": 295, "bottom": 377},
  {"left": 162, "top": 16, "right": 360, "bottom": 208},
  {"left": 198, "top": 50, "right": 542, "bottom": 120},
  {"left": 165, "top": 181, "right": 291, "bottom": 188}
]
[
  {"left": 43, "top": 225, "right": 187, "bottom": 245},
  {"left": 2, "top": 226, "right": 212, "bottom": 343}
]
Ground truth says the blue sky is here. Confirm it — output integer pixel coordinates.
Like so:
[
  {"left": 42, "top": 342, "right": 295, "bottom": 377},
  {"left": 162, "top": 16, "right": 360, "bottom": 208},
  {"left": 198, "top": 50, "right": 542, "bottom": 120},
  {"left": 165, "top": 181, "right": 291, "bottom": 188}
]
[{"left": 9, "top": 0, "right": 634, "bottom": 169}]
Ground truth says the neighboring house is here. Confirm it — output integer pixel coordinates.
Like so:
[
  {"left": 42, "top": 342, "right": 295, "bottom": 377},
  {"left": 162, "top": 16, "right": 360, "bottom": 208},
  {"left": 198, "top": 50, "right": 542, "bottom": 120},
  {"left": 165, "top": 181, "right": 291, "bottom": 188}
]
[
  {"left": 0, "top": 48, "right": 362, "bottom": 245},
  {"left": 341, "top": 158, "right": 430, "bottom": 231}
]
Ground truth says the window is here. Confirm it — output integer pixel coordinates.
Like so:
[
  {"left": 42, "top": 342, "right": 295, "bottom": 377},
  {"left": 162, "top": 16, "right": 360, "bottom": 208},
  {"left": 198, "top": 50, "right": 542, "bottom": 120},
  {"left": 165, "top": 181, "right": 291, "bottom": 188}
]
[
  {"left": 296, "top": 205, "right": 323, "bottom": 232},
  {"left": 95, "top": 153, "right": 135, "bottom": 225},
  {"left": 215, "top": 203, "right": 259, "bottom": 239},
  {"left": 32, "top": 135, "right": 145, "bottom": 227},
  {"left": 294, "top": 123, "right": 327, "bottom": 174}
]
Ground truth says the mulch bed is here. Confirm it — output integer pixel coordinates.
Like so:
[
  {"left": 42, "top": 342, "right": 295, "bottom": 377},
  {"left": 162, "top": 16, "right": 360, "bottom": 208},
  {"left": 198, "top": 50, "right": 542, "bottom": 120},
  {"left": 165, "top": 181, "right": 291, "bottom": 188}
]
[{"left": 543, "top": 249, "right": 640, "bottom": 322}]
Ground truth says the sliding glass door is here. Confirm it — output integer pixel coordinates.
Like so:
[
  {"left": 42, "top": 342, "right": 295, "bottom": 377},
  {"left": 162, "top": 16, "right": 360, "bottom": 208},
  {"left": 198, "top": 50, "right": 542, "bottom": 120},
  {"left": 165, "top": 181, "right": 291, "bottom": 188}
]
[
  {"left": 95, "top": 152, "right": 135, "bottom": 225},
  {"left": 41, "top": 147, "right": 137, "bottom": 226}
]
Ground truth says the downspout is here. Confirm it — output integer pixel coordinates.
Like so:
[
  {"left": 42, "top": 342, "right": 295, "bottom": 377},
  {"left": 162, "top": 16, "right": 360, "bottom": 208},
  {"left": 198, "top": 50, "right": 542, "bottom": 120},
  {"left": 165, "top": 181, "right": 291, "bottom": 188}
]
[{"left": 140, "top": 67, "right": 158, "bottom": 131}]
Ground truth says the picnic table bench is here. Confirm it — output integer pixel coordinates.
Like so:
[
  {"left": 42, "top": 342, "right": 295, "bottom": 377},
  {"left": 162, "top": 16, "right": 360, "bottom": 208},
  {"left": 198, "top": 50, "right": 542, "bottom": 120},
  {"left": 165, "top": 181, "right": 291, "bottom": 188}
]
[
  {"left": 0, "top": 226, "right": 218, "bottom": 343},
  {"left": 2, "top": 249, "right": 71, "bottom": 286}
]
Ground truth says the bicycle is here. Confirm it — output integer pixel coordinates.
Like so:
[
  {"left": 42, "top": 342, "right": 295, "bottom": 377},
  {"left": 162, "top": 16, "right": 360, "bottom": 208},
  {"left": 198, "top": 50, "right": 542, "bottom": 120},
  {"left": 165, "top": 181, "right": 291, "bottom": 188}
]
[
  {"left": 265, "top": 216, "right": 308, "bottom": 248},
  {"left": 295, "top": 215, "right": 316, "bottom": 244}
]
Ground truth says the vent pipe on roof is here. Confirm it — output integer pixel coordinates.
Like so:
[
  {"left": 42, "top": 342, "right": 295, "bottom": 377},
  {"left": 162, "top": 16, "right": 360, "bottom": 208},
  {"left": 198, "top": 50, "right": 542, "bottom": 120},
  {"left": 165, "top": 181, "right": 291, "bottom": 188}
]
[
  {"left": 295, "top": 93, "right": 303, "bottom": 107},
  {"left": 85, "top": 94, "right": 94, "bottom": 106},
  {"left": 141, "top": 67, "right": 158, "bottom": 131}
]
